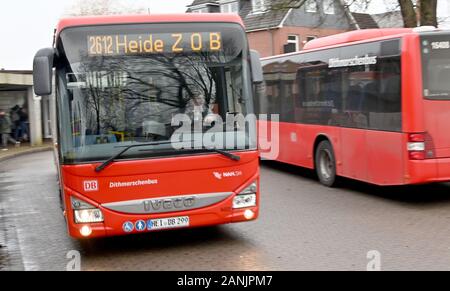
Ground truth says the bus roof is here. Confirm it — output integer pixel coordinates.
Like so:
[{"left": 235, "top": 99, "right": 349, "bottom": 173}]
[
  {"left": 261, "top": 28, "right": 416, "bottom": 62},
  {"left": 56, "top": 13, "right": 244, "bottom": 35},
  {"left": 303, "top": 28, "right": 413, "bottom": 51}
]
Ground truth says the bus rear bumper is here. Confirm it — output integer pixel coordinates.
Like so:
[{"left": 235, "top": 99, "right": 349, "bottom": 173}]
[
  {"left": 407, "top": 158, "right": 450, "bottom": 184},
  {"left": 67, "top": 195, "right": 259, "bottom": 239}
]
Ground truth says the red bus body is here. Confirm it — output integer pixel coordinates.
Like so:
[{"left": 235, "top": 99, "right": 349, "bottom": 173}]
[
  {"left": 258, "top": 28, "right": 450, "bottom": 186},
  {"left": 62, "top": 152, "right": 259, "bottom": 238},
  {"left": 46, "top": 14, "right": 260, "bottom": 239}
]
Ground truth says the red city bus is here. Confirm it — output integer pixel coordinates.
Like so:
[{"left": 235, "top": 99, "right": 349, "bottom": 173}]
[
  {"left": 256, "top": 27, "right": 450, "bottom": 187},
  {"left": 33, "top": 14, "right": 263, "bottom": 239}
]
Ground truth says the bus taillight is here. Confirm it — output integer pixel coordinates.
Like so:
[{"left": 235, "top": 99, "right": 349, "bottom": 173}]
[{"left": 408, "top": 133, "right": 427, "bottom": 160}]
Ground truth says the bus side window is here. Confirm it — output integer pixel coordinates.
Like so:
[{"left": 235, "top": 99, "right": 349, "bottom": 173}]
[
  {"left": 369, "top": 57, "right": 402, "bottom": 131},
  {"left": 253, "top": 81, "right": 266, "bottom": 115},
  {"left": 381, "top": 75, "right": 401, "bottom": 112},
  {"left": 347, "top": 84, "right": 364, "bottom": 111},
  {"left": 265, "top": 76, "right": 282, "bottom": 117},
  {"left": 297, "top": 66, "right": 337, "bottom": 126},
  {"left": 362, "top": 81, "right": 379, "bottom": 113}
]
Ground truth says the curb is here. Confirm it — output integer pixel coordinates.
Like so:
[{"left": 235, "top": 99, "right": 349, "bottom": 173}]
[{"left": 0, "top": 147, "right": 53, "bottom": 163}]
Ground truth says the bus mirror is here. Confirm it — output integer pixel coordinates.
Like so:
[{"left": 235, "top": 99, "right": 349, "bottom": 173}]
[
  {"left": 250, "top": 50, "right": 263, "bottom": 84},
  {"left": 33, "top": 48, "right": 55, "bottom": 96}
]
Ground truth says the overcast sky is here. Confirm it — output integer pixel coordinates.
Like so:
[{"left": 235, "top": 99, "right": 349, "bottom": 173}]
[
  {"left": 0, "top": 0, "right": 448, "bottom": 70},
  {"left": 0, "top": 0, "right": 192, "bottom": 70}
]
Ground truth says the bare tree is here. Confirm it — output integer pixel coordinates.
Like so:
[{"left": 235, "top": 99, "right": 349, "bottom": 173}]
[
  {"left": 267, "top": 0, "right": 439, "bottom": 28},
  {"left": 66, "top": 0, "right": 148, "bottom": 16},
  {"left": 398, "top": 0, "right": 418, "bottom": 27},
  {"left": 396, "top": 0, "right": 438, "bottom": 27},
  {"left": 418, "top": 0, "right": 438, "bottom": 26},
  {"left": 269, "top": 0, "right": 372, "bottom": 13}
]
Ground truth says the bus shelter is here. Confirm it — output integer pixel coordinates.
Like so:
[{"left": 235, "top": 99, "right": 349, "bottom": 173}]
[{"left": 0, "top": 70, "right": 52, "bottom": 146}]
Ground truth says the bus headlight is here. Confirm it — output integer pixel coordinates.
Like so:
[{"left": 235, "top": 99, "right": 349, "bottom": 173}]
[
  {"left": 240, "top": 182, "right": 258, "bottom": 195},
  {"left": 233, "top": 182, "right": 258, "bottom": 209},
  {"left": 233, "top": 194, "right": 257, "bottom": 209},
  {"left": 71, "top": 197, "right": 104, "bottom": 224},
  {"left": 74, "top": 209, "right": 104, "bottom": 224}
]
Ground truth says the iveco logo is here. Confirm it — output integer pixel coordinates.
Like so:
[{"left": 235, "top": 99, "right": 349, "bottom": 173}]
[{"left": 143, "top": 197, "right": 196, "bottom": 212}]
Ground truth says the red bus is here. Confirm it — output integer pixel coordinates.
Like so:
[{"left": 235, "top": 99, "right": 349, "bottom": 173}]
[
  {"left": 33, "top": 14, "right": 263, "bottom": 239},
  {"left": 257, "top": 27, "right": 450, "bottom": 187}
]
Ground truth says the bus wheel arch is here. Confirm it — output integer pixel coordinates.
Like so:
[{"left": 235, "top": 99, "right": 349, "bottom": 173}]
[{"left": 313, "top": 135, "right": 337, "bottom": 187}]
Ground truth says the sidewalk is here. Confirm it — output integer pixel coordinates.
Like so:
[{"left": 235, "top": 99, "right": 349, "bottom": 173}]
[{"left": 0, "top": 142, "right": 53, "bottom": 162}]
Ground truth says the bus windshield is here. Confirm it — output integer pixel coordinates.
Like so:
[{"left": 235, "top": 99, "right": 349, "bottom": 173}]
[
  {"left": 422, "top": 33, "right": 450, "bottom": 100},
  {"left": 56, "top": 23, "right": 256, "bottom": 164}
]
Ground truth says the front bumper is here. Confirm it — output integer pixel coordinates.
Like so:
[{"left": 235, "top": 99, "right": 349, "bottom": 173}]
[{"left": 65, "top": 192, "right": 259, "bottom": 239}]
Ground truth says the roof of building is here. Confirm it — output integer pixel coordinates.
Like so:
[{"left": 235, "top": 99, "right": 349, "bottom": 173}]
[
  {"left": 56, "top": 14, "right": 244, "bottom": 34},
  {"left": 186, "top": 0, "right": 382, "bottom": 32},
  {"left": 185, "top": 1, "right": 405, "bottom": 32},
  {"left": 371, "top": 11, "right": 404, "bottom": 28},
  {"left": 352, "top": 13, "right": 379, "bottom": 29},
  {"left": 187, "top": 0, "right": 219, "bottom": 7},
  {"left": 0, "top": 70, "right": 33, "bottom": 75},
  {"left": 0, "top": 70, "right": 33, "bottom": 88},
  {"left": 186, "top": 0, "right": 290, "bottom": 31},
  {"left": 239, "top": 0, "right": 290, "bottom": 31}
]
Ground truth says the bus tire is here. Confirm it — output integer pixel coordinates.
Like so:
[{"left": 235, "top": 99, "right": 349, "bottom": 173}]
[{"left": 315, "top": 140, "right": 337, "bottom": 187}]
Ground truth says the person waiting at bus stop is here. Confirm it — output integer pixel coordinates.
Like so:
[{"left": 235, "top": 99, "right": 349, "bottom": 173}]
[
  {"left": 11, "top": 105, "right": 29, "bottom": 142},
  {"left": 0, "top": 111, "right": 21, "bottom": 151}
]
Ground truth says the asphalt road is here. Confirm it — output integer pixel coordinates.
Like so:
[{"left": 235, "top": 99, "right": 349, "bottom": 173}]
[{"left": 1, "top": 151, "right": 450, "bottom": 271}]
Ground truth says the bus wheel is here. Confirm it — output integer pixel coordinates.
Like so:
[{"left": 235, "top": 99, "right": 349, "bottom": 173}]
[{"left": 315, "top": 140, "right": 337, "bottom": 187}]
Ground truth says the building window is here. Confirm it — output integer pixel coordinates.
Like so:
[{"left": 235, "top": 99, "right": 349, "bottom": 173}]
[
  {"left": 323, "top": 0, "right": 335, "bottom": 15},
  {"left": 252, "top": 0, "right": 266, "bottom": 14},
  {"left": 287, "top": 35, "right": 300, "bottom": 52},
  {"left": 221, "top": 1, "right": 239, "bottom": 13},
  {"left": 192, "top": 7, "right": 209, "bottom": 13},
  {"left": 305, "top": 0, "right": 318, "bottom": 13}
]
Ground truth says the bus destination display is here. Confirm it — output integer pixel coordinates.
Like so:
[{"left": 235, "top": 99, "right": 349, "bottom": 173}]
[{"left": 87, "top": 32, "right": 222, "bottom": 56}]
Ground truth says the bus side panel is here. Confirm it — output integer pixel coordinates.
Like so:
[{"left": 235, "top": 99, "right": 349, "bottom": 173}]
[
  {"left": 277, "top": 122, "right": 311, "bottom": 167},
  {"left": 283, "top": 124, "right": 341, "bottom": 171},
  {"left": 402, "top": 34, "right": 425, "bottom": 134},
  {"left": 402, "top": 34, "right": 450, "bottom": 184},
  {"left": 260, "top": 121, "right": 342, "bottom": 173},
  {"left": 339, "top": 128, "right": 368, "bottom": 182},
  {"left": 260, "top": 121, "right": 310, "bottom": 166},
  {"left": 402, "top": 34, "right": 428, "bottom": 184},
  {"left": 402, "top": 34, "right": 436, "bottom": 184},
  {"left": 303, "top": 125, "right": 342, "bottom": 173},
  {"left": 366, "top": 131, "right": 404, "bottom": 185}
]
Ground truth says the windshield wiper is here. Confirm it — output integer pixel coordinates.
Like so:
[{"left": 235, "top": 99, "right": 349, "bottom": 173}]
[
  {"left": 200, "top": 147, "right": 241, "bottom": 162},
  {"left": 139, "top": 145, "right": 241, "bottom": 162},
  {"left": 96, "top": 141, "right": 241, "bottom": 173},
  {"left": 95, "top": 141, "right": 175, "bottom": 173}
]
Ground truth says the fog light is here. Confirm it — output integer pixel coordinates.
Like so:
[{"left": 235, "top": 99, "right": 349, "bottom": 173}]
[
  {"left": 233, "top": 194, "right": 257, "bottom": 209},
  {"left": 244, "top": 209, "right": 255, "bottom": 220},
  {"left": 80, "top": 225, "right": 92, "bottom": 237},
  {"left": 74, "top": 209, "right": 104, "bottom": 224}
]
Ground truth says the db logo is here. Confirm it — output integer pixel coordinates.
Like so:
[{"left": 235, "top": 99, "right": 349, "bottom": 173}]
[{"left": 84, "top": 180, "right": 99, "bottom": 192}]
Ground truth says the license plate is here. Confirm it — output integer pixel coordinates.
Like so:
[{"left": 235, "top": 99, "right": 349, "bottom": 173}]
[{"left": 148, "top": 216, "right": 190, "bottom": 231}]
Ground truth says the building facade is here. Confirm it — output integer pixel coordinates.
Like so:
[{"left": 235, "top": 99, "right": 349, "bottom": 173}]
[
  {"left": 0, "top": 70, "right": 53, "bottom": 146},
  {"left": 187, "top": 0, "right": 365, "bottom": 57}
]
